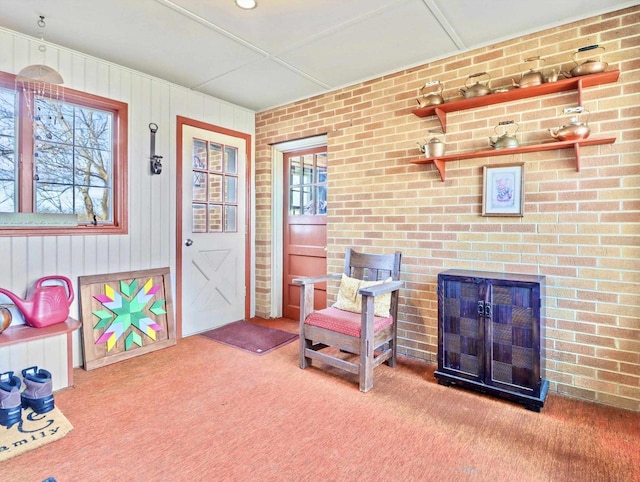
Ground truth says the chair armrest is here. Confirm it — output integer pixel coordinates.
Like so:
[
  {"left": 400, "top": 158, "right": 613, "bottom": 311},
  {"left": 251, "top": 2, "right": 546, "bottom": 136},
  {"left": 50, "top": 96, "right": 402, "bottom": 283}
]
[
  {"left": 293, "top": 273, "right": 341, "bottom": 286},
  {"left": 358, "top": 280, "right": 403, "bottom": 297}
]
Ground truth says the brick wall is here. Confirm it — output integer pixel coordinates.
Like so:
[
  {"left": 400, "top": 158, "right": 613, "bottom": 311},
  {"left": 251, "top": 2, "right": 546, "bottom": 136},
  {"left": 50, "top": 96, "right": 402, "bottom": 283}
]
[{"left": 255, "top": 6, "right": 640, "bottom": 411}]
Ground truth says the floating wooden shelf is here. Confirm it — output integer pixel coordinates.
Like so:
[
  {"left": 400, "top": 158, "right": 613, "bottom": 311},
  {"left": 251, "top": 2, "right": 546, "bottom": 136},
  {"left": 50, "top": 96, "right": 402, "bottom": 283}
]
[
  {"left": 0, "top": 317, "right": 81, "bottom": 347},
  {"left": 409, "top": 137, "right": 616, "bottom": 182},
  {"left": 0, "top": 317, "right": 82, "bottom": 387},
  {"left": 412, "top": 70, "right": 620, "bottom": 132}
]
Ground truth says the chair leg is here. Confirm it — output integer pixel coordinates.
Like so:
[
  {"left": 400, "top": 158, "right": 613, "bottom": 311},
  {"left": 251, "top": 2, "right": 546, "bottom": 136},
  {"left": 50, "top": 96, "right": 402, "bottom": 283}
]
[
  {"left": 359, "top": 338, "right": 374, "bottom": 392},
  {"left": 386, "top": 339, "right": 397, "bottom": 368},
  {"left": 299, "top": 330, "right": 311, "bottom": 369}
]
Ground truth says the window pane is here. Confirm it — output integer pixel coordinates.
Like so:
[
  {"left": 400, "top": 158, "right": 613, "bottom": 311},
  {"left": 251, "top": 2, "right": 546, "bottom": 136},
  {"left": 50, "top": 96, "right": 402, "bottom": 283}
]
[
  {"left": 33, "top": 100, "right": 73, "bottom": 144},
  {"left": 317, "top": 153, "right": 327, "bottom": 183},
  {"left": 0, "top": 87, "right": 17, "bottom": 136},
  {"left": 225, "top": 176, "right": 237, "bottom": 203},
  {"left": 289, "top": 187, "right": 301, "bottom": 215},
  {"left": 209, "top": 205, "right": 222, "bottom": 232},
  {"left": 74, "top": 186, "right": 110, "bottom": 222},
  {"left": 209, "top": 174, "right": 222, "bottom": 202},
  {"left": 289, "top": 157, "right": 300, "bottom": 186},
  {"left": 34, "top": 142, "right": 74, "bottom": 183},
  {"left": 74, "top": 148, "right": 111, "bottom": 187},
  {"left": 302, "top": 186, "right": 313, "bottom": 214},
  {"left": 225, "top": 205, "right": 237, "bottom": 232},
  {"left": 0, "top": 137, "right": 16, "bottom": 180},
  {"left": 302, "top": 154, "right": 313, "bottom": 184},
  {"left": 0, "top": 180, "right": 15, "bottom": 212},
  {"left": 193, "top": 140, "right": 206, "bottom": 169},
  {"left": 192, "top": 204, "right": 207, "bottom": 233},
  {"left": 289, "top": 186, "right": 313, "bottom": 215},
  {"left": 0, "top": 87, "right": 17, "bottom": 212},
  {"left": 74, "top": 108, "right": 112, "bottom": 148},
  {"left": 35, "top": 183, "right": 74, "bottom": 214},
  {"left": 209, "top": 143, "right": 222, "bottom": 171},
  {"left": 193, "top": 172, "right": 207, "bottom": 202},
  {"left": 316, "top": 186, "right": 327, "bottom": 214},
  {"left": 225, "top": 146, "right": 237, "bottom": 174}
]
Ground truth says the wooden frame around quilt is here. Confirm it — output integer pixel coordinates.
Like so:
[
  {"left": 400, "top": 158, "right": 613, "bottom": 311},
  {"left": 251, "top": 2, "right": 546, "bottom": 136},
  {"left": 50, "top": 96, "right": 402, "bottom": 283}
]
[{"left": 78, "top": 267, "right": 176, "bottom": 370}]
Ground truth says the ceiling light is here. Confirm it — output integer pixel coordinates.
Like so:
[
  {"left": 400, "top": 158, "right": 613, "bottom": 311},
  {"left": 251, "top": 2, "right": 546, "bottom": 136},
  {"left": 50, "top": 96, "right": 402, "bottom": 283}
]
[{"left": 235, "top": 0, "right": 257, "bottom": 10}]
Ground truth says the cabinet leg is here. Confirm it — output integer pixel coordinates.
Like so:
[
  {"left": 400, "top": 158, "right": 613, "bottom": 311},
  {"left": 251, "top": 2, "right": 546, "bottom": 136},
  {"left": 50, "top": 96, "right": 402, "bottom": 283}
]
[{"left": 437, "top": 378, "right": 452, "bottom": 387}]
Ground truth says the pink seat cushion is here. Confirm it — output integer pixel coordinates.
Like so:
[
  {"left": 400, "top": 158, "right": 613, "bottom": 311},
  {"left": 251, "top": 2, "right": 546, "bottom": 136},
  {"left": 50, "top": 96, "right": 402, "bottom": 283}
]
[{"left": 305, "top": 306, "right": 393, "bottom": 338}]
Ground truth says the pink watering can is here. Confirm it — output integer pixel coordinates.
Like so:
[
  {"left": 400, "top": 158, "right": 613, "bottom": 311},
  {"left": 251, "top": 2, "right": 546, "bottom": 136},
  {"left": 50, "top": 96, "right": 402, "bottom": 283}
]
[{"left": 0, "top": 276, "right": 74, "bottom": 328}]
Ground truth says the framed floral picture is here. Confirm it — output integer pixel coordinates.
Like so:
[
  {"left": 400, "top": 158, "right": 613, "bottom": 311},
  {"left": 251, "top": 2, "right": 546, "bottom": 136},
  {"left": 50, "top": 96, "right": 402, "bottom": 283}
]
[{"left": 482, "top": 163, "right": 525, "bottom": 216}]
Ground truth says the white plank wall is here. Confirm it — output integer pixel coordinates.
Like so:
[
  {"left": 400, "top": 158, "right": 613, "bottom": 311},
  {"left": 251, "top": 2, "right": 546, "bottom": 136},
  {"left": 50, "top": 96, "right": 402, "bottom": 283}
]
[{"left": 0, "top": 27, "right": 256, "bottom": 385}]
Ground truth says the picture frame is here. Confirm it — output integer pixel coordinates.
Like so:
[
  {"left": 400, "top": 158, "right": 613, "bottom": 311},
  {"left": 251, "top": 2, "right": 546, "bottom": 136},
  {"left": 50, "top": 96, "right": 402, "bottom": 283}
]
[
  {"left": 482, "top": 163, "right": 525, "bottom": 217},
  {"left": 78, "top": 267, "right": 176, "bottom": 370}
]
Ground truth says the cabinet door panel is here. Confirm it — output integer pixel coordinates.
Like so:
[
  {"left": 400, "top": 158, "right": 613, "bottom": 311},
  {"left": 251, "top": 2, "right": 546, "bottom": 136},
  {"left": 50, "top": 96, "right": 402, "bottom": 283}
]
[
  {"left": 486, "top": 282, "right": 541, "bottom": 395},
  {"left": 439, "top": 276, "right": 484, "bottom": 381}
]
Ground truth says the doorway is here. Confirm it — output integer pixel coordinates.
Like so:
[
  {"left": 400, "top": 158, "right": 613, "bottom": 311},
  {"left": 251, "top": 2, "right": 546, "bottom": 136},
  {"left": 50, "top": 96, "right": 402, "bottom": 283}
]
[
  {"left": 176, "top": 116, "right": 251, "bottom": 337},
  {"left": 282, "top": 147, "right": 328, "bottom": 321}
]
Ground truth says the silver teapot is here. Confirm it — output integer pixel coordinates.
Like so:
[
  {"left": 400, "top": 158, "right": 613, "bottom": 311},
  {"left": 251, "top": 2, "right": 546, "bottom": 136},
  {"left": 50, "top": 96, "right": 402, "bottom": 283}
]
[
  {"left": 417, "top": 136, "right": 446, "bottom": 158},
  {"left": 489, "top": 120, "right": 519, "bottom": 149}
]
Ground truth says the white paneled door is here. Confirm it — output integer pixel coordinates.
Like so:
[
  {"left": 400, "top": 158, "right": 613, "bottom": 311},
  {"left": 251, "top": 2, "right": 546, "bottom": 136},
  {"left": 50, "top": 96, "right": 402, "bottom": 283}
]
[{"left": 180, "top": 123, "right": 247, "bottom": 336}]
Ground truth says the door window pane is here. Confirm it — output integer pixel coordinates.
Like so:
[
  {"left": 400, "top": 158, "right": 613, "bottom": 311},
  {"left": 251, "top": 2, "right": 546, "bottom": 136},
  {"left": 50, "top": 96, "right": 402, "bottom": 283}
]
[
  {"left": 225, "top": 176, "right": 237, "bottom": 203},
  {"left": 193, "top": 140, "right": 207, "bottom": 169},
  {"left": 289, "top": 157, "right": 300, "bottom": 185},
  {"left": 209, "top": 205, "right": 222, "bottom": 232},
  {"left": 225, "top": 205, "right": 237, "bottom": 232},
  {"left": 302, "top": 154, "right": 313, "bottom": 184},
  {"left": 192, "top": 204, "right": 207, "bottom": 233},
  {"left": 288, "top": 150, "right": 327, "bottom": 216},
  {"left": 316, "top": 185, "right": 327, "bottom": 214},
  {"left": 209, "top": 143, "right": 222, "bottom": 171},
  {"left": 209, "top": 174, "right": 223, "bottom": 202},
  {"left": 317, "top": 153, "right": 327, "bottom": 182},
  {"left": 225, "top": 146, "right": 237, "bottom": 174},
  {"left": 193, "top": 172, "right": 207, "bottom": 202}
]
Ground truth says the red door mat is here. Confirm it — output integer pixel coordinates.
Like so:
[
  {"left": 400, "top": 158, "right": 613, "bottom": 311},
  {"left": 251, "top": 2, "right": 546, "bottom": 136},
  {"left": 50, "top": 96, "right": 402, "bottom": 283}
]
[{"left": 200, "top": 320, "right": 298, "bottom": 355}]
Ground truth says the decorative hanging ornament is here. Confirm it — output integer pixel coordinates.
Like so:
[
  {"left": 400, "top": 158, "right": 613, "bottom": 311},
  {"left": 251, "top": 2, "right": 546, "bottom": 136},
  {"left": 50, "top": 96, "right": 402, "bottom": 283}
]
[{"left": 14, "top": 16, "right": 65, "bottom": 123}]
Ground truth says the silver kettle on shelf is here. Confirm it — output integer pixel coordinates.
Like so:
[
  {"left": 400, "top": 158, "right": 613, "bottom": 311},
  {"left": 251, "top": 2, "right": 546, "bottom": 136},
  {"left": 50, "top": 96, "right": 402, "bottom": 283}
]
[
  {"left": 489, "top": 120, "right": 519, "bottom": 149},
  {"left": 417, "top": 134, "right": 446, "bottom": 158}
]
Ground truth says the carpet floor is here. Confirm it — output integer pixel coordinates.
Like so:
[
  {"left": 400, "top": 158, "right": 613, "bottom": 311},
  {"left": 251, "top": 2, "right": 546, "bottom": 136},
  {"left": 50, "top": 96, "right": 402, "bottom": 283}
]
[{"left": 2, "top": 318, "right": 638, "bottom": 482}]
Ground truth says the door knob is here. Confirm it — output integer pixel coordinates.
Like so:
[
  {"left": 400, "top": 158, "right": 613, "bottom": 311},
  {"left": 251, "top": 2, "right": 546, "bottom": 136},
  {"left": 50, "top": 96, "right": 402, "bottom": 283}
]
[{"left": 185, "top": 239, "right": 193, "bottom": 247}]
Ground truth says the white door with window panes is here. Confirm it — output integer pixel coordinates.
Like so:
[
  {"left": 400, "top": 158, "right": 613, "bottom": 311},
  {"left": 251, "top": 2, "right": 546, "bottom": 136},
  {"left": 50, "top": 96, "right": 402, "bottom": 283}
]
[{"left": 181, "top": 125, "right": 246, "bottom": 336}]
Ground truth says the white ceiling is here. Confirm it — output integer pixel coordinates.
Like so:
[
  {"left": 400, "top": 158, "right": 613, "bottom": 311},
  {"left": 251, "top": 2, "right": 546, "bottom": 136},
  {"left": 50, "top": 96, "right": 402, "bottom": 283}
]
[{"left": 0, "top": 0, "right": 634, "bottom": 112}]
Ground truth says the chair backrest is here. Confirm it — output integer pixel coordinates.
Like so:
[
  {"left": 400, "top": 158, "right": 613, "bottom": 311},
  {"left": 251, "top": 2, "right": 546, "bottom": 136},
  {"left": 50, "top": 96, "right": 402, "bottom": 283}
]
[{"left": 343, "top": 248, "right": 402, "bottom": 282}]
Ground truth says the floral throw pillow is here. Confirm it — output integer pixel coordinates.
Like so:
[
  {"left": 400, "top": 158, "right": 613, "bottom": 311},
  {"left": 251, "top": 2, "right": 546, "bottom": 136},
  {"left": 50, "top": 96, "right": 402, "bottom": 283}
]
[{"left": 333, "top": 274, "right": 393, "bottom": 318}]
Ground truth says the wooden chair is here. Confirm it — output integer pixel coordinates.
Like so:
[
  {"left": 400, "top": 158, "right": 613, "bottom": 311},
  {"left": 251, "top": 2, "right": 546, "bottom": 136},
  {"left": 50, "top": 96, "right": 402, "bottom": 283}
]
[{"left": 293, "top": 248, "right": 403, "bottom": 392}]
